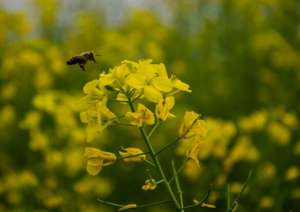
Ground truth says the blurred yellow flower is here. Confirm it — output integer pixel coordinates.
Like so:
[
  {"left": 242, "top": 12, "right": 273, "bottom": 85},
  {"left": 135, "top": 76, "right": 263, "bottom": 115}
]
[
  {"left": 18, "top": 49, "right": 43, "bottom": 67},
  {"left": 260, "top": 196, "right": 274, "bottom": 208},
  {"left": 285, "top": 166, "right": 300, "bottom": 181},
  {"left": 44, "top": 195, "right": 64, "bottom": 208},
  {"left": 184, "top": 160, "right": 202, "bottom": 181},
  {"left": 268, "top": 122, "right": 291, "bottom": 145},
  {"left": 282, "top": 113, "right": 298, "bottom": 128},
  {"left": 20, "top": 111, "right": 41, "bottom": 130},
  {"left": 30, "top": 131, "right": 49, "bottom": 151},
  {"left": 74, "top": 177, "right": 112, "bottom": 196},
  {"left": 238, "top": 111, "right": 267, "bottom": 132},
  {"left": 259, "top": 162, "right": 276, "bottom": 181},
  {"left": 224, "top": 136, "right": 259, "bottom": 171}
]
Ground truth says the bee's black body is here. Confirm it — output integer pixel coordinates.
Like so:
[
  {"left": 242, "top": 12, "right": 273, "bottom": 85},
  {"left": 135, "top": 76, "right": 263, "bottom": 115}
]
[{"left": 66, "top": 51, "right": 96, "bottom": 71}]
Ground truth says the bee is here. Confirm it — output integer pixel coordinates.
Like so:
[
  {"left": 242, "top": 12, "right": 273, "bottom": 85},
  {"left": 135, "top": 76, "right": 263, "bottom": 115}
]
[{"left": 66, "top": 51, "right": 99, "bottom": 71}]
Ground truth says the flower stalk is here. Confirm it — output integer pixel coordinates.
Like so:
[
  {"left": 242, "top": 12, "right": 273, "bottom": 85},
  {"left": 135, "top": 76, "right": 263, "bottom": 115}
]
[{"left": 127, "top": 95, "right": 182, "bottom": 211}]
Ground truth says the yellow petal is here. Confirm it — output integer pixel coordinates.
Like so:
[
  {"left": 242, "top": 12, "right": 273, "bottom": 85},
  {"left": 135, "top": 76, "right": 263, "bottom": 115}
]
[
  {"left": 86, "top": 123, "right": 99, "bottom": 142},
  {"left": 126, "top": 104, "right": 155, "bottom": 126},
  {"left": 119, "top": 147, "right": 146, "bottom": 162},
  {"left": 172, "top": 78, "right": 191, "bottom": 92},
  {"left": 186, "top": 141, "right": 202, "bottom": 167},
  {"left": 137, "top": 104, "right": 155, "bottom": 126},
  {"left": 125, "top": 73, "right": 146, "bottom": 89},
  {"left": 155, "top": 96, "right": 175, "bottom": 121},
  {"left": 98, "top": 73, "right": 115, "bottom": 87},
  {"left": 143, "top": 86, "right": 163, "bottom": 103},
  {"left": 86, "top": 158, "right": 103, "bottom": 175},
  {"left": 83, "top": 80, "right": 104, "bottom": 96},
  {"left": 152, "top": 77, "right": 173, "bottom": 92},
  {"left": 179, "top": 111, "right": 200, "bottom": 137}
]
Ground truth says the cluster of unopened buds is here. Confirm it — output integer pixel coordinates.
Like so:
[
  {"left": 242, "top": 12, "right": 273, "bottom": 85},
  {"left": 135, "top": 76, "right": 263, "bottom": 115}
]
[{"left": 79, "top": 59, "right": 214, "bottom": 211}]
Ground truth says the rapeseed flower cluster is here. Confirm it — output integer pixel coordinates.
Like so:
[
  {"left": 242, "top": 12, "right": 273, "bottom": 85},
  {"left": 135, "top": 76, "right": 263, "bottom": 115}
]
[
  {"left": 80, "top": 60, "right": 212, "bottom": 211},
  {"left": 80, "top": 59, "right": 190, "bottom": 144}
]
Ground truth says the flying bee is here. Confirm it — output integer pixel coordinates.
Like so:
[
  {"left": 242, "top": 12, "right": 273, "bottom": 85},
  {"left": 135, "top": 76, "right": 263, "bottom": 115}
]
[{"left": 66, "top": 51, "right": 100, "bottom": 71}]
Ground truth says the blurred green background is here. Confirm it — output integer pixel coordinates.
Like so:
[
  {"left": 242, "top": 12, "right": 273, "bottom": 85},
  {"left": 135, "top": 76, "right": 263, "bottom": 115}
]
[{"left": 1, "top": 0, "right": 300, "bottom": 211}]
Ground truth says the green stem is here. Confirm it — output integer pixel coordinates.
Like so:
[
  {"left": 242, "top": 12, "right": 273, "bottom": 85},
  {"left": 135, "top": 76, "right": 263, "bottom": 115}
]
[
  {"left": 139, "top": 127, "right": 181, "bottom": 210},
  {"left": 143, "top": 158, "right": 156, "bottom": 167},
  {"left": 229, "top": 170, "right": 252, "bottom": 211},
  {"left": 97, "top": 198, "right": 171, "bottom": 209},
  {"left": 97, "top": 198, "right": 123, "bottom": 207},
  {"left": 172, "top": 160, "right": 184, "bottom": 211},
  {"left": 154, "top": 118, "right": 199, "bottom": 157},
  {"left": 155, "top": 137, "right": 180, "bottom": 156},
  {"left": 182, "top": 187, "right": 211, "bottom": 209},
  {"left": 127, "top": 96, "right": 181, "bottom": 211},
  {"left": 156, "top": 158, "right": 188, "bottom": 185},
  {"left": 148, "top": 121, "right": 160, "bottom": 139},
  {"left": 137, "top": 199, "right": 171, "bottom": 208}
]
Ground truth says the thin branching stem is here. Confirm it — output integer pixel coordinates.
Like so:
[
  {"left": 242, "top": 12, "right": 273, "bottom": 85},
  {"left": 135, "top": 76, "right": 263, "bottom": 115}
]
[
  {"left": 143, "top": 158, "right": 156, "bottom": 167},
  {"left": 228, "top": 170, "right": 252, "bottom": 212},
  {"left": 183, "top": 188, "right": 212, "bottom": 209},
  {"left": 155, "top": 137, "right": 181, "bottom": 156},
  {"left": 126, "top": 95, "right": 181, "bottom": 211},
  {"left": 97, "top": 198, "right": 123, "bottom": 207},
  {"left": 148, "top": 121, "right": 160, "bottom": 139},
  {"left": 154, "top": 118, "right": 199, "bottom": 157},
  {"left": 156, "top": 158, "right": 188, "bottom": 185},
  {"left": 137, "top": 199, "right": 172, "bottom": 208},
  {"left": 172, "top": 160, "right": 184, "bottom": 211},
  {"left": 97, "top": 198, "right": 171, "bottom": 210}
]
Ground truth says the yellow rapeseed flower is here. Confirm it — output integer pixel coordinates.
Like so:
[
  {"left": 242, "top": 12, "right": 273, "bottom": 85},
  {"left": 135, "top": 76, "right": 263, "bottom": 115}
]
[
  {"left": 172, "top": 77, "right": 192, "bottom": 92},
  {"left": 84, "top": 147, "right": 117, "bottom": 176},
  {"left": 179, "top": 111, "right": 207, "bottom": 140},
  {"left": 142, "top": 178, "right": 157, "bottom": 191},
  {"left": 186, "top": 141, "right": 202, "bottom": 167},
  {"left": 126, "top": 104, "right": 155, "bottom": 127},
  {"left": 119, "top": 147, "right": 146, "bottom": 162},
  {"left": 155, "top": 96, "right": 175, "bottom": 121},
  {"left": 80, "top": 96, "right": 116, "bottom": 142}
]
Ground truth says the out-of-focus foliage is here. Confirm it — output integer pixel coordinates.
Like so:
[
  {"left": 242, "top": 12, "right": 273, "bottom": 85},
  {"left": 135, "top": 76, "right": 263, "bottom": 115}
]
[{"left": 0, "top": 0, "right": 299, "bottom": 211}]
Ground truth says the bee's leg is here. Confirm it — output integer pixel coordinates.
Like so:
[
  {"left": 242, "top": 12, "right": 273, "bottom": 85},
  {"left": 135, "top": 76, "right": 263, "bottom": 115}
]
[{"left": 79, "top": 64, "right": 86, "bottom": 71}]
